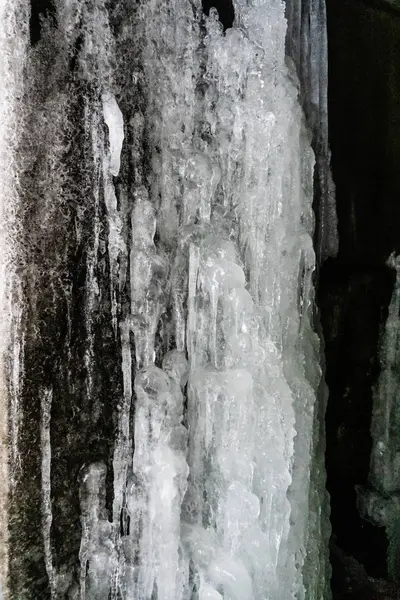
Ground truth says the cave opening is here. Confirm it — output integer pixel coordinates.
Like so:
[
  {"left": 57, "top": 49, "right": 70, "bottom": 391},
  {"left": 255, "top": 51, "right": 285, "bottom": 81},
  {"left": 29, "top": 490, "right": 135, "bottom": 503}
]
[{"left": 321, "top": 0, "right": 400, "bottom": 596}]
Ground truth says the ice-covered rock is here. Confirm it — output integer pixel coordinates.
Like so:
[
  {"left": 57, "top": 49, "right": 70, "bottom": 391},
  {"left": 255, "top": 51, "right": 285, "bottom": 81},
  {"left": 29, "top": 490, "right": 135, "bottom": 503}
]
[
  {"left": 0, "top": 0, "right": 332, "bottom": 597},
  {"left": 358, "top": 253, "right": 400, "bottom": 581}
]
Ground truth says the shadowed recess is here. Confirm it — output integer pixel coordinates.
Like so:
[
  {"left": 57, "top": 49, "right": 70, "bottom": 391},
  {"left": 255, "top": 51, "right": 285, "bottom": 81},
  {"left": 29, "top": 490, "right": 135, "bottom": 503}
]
[
  {"left": 30, "top": 0, "right": 56, "bottom": 46},
  {"left": 202, "top": 0, "right": 235, "bottom": 30}
]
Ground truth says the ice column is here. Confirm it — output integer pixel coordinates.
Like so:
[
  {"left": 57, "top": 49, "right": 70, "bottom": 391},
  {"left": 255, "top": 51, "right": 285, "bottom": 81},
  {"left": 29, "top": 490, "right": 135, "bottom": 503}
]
[
  {"left": 66, "top": 0, "right": 330, "bottom": 598},
  {"left": 0, "top": 1, "right": 28, "bottom": 597},
  {"left": 183, "top": 235, "right": 295, "bottom": 599},
  {"left": 124, "top": 357, "right": 188, "bottom": 600},
  {"left": 102, "top": 92, "right": 125, "bottom": 332},
  {"left": 285, "top": 0, "right": 338, "bottom": 261},
  {"left": 41, "top": 388, "right": 55, "bottom": 596},
  {"left": 358, "top": 253, "right": 400, "bottom": 581},
  {"left": 79, "top": 462, "right": 116, "bottom": 599}
]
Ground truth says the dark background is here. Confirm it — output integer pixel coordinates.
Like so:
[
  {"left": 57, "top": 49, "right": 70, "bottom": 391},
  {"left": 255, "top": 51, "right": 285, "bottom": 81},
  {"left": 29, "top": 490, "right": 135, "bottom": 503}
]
[{"left": 323, "top": 0, "right": 400, "bottom": 597}]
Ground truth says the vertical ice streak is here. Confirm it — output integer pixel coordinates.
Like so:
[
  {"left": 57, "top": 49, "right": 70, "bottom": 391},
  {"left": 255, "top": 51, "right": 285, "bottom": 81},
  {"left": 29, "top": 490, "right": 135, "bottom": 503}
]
[
  {"left": 0, "top": 1, "right": 28, "bottom": 597},
  {"left": 129, "top": 190, "right": 167, "bottom": 369},
  {"left": 125, "top": 359, "right": 188, "bottom": 600},
  {"left": 83, "top": 97, "right": 102, "bottom": 425},
  {"left": 9, "top": 295, "right": 24, "bottom": 491},
  {"left": 102, "top": 92, "right": 125, "bottom": 332},
  {"left": 285, "top": 0, "right": 338, "bottom": 261},
  {"left": 79, "top": 463, "right": 115, "bottom": 600},
  {"left": 111, "top": 317, "right": 133, "bottom": 599},
  {"left": 41, "top": 387, "right": 55, "bottom": 597}
]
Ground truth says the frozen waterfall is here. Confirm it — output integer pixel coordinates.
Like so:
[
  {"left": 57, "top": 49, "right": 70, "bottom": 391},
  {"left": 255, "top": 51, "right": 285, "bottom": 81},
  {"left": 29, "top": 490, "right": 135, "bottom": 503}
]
[{"left": 0, "top": 0, "right": 332, "bottom": 598}]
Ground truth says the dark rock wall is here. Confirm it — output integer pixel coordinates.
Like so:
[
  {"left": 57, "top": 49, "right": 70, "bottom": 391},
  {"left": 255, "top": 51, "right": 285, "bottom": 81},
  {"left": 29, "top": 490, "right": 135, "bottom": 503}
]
[
  {"left": 322, "top": 0, "right": 400, "bottom": 592},
  {"left": 328, "top": 0, "right": 400, "bottom": 265},
  {"left": 9, "top": 14, "right": 122, "bottom": 597}
]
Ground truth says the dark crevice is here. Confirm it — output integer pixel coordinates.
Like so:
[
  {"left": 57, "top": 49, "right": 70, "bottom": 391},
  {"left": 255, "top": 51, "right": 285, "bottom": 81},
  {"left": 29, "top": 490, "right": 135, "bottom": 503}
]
[
  {"left": 29, "top": 0, "right": 57, "bottom": 46},
  {"left": 201, "top": 0, "right": 235, "bottom": 31},
  {"left": 69, "top": 31, "right": 84, "bottom": 73},
  {"left": 319, "top": 262, "right": 394, "bottom": 577},
  {"left": 323, "top": 0, "right": 400, "bottom": 596}
]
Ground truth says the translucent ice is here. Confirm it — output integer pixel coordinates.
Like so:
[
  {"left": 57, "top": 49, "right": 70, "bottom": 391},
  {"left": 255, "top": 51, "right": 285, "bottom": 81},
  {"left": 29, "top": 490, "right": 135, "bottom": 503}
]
[
  {"left": 0, "top": 1, "right": 29, "bottom": 595},
  {"left": 285, "top": 0, "right": 338, "bottom": 261},
  {"left": 102, "top": 93, "right": 124, "bottom": 177},
  {"left": 79, "top": 463, "right": 115, "bottom": 600},
  {"left": 123, "top": 361, "right": 189, "bottom": 600}
]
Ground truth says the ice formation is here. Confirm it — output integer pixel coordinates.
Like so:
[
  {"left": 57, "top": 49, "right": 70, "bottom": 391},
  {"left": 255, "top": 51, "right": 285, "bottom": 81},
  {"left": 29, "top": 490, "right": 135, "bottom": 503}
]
[
  {"left": 0, "top": 0, "right": 332, "bottom": 598},
  {"left": 285, "top": 0, "right": 338, "bottom": 262},
  {"left": 0, "top": 0, "right": 29, "bottom": 595},
  {"left": 358, "top": 253, "right": 400, "bottom": 581}
]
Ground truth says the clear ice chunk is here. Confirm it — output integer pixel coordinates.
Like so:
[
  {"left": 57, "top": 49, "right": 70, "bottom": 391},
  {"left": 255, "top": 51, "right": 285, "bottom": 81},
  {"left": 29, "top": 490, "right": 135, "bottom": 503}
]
[
  {"left": 79, "top": 462, "right": 115, "bottom": 600},
  {"left": 102, "top": 92, "right": 124, "bottom": 177}
]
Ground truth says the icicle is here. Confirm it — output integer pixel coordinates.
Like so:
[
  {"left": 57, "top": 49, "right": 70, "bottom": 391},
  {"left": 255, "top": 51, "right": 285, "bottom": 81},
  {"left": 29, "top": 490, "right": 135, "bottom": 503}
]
[
  {"left": 369, "top": 253, "right": 400, "bottom": 494},
  {"left": 0, "top": 0, "right": 29, "bottom": 596},
  {"left": 41, "top": 387, "right": 55, "bottom": 597},
  {"left": 129, "top": 189, "right": 168, "bottom": 369},
  {"left": 187, "top": 243, "right": 201, "bottom": 368},
  {"left": 9, "top": 293, "right": 24, "bottom": 490},
  {"left": 79, "top": 462, "right": 115, "bottom": 600},
  {"left": 285, "top": 0, "right": 338, "bottom": 261},
  {"left": 102, "top": 92, "right": 125, "bottom": 333},
  {"left": 112, "top": 318, "right": 133, "bottom": 524},
  {"left": 126, "top": 356, "right": 189, "bottom": 600},
  {"left": 102, "top": 93, "right": 124, "bottom": 178}
]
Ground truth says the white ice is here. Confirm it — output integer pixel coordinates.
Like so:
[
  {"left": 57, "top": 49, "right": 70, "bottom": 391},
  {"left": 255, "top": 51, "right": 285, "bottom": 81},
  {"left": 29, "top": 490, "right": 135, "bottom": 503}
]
[{"left": 70, "top": 0, "right": 332, "bottom": 598}]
